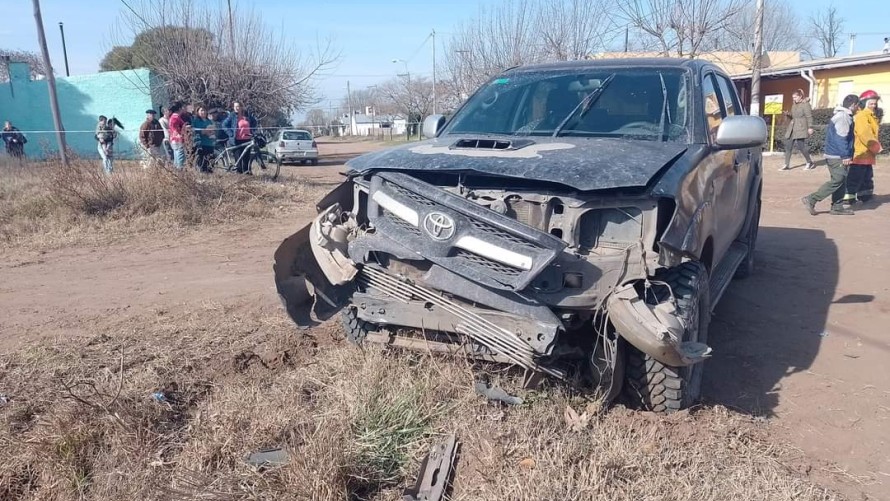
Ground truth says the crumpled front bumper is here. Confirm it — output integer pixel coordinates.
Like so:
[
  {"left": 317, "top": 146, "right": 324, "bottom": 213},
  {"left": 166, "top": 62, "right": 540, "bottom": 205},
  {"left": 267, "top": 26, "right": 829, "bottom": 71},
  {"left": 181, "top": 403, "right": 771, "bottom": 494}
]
[{"left": 606, "top": 283, "right": 711, "bottom": 367}]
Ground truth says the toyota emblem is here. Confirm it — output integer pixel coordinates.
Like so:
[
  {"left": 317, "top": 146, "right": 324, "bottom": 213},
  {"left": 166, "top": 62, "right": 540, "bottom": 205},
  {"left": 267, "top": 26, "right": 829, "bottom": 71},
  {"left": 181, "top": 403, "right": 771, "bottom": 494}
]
[{"left": 422, "top": 212, "right": 456, "bottom": 240}]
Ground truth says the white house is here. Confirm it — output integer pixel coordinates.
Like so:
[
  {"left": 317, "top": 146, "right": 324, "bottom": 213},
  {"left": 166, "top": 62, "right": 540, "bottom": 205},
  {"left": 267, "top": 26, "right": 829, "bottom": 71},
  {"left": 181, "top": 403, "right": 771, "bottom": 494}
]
[{"left": 350, "top": 108, "right": 407, "bottom": 136}]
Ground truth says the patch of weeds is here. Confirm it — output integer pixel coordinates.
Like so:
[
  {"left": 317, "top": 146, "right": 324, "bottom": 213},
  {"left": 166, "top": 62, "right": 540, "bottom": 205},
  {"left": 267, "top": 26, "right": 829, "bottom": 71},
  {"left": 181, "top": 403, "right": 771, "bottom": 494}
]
[{"left": 346, "top": 385, "right": 434, "bottom": 497}]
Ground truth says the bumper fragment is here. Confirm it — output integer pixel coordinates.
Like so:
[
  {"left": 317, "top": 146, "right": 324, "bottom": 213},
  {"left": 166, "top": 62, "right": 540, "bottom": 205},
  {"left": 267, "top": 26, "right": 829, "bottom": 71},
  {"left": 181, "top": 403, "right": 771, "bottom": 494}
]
[{"left": 607, "top": 283, "right": 711, "bottom": 367}]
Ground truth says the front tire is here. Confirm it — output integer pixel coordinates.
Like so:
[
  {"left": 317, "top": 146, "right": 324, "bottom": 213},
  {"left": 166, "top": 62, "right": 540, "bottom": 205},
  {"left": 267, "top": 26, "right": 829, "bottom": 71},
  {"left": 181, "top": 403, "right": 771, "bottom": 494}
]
[
  {"left": 341, "top": 306, "right": 374, "bottom": 345},
  {"left": 623, "top": 261, "right": 711, "bottom": 413}
]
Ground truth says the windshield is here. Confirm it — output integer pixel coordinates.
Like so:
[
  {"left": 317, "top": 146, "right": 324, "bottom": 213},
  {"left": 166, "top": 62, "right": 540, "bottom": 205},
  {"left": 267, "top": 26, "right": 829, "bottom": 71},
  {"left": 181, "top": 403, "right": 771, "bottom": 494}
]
[
  {"left": 444, "top": 68, "right": 690, "bottom": 142},
  {"left": 283, "top": 131, "right": 312, "bottom": 140}
]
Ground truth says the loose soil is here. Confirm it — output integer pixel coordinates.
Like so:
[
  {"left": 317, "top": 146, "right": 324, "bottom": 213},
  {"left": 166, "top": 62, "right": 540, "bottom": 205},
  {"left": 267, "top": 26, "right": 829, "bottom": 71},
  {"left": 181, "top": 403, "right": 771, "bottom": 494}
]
[{"left": 1, "top": 140, "right": 887, "bottom": 499}]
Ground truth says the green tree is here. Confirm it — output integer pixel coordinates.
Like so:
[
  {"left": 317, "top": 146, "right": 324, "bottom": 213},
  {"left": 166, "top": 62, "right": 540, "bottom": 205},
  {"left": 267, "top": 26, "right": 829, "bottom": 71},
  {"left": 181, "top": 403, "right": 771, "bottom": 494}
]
[{"left": 98, "top": 46, "right": 136, "bottom": 71}]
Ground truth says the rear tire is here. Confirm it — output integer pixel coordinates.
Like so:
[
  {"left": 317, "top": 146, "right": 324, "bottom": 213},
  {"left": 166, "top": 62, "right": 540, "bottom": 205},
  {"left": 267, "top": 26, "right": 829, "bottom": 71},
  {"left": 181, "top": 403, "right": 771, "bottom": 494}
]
[
  {"left": 310, "top": 158, "right": 319, "bottom": 166},
  {"left": 623, "top": 261, "right": 711, "bottom": 413}
]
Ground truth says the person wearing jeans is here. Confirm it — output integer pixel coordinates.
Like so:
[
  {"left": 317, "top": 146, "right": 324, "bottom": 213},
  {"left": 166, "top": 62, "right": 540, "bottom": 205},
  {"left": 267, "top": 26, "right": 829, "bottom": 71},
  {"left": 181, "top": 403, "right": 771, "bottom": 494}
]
[
  {"left": 95, "top": 115, "right": 116, "bottom": 174},
  {"left": 780, "top": 89, "right": 815, "bottom": 171},
  {"left": 802, "top": 94, "right": 859, "bottom": 216},
  {"left": 190, "top": 106, "right": 216, "bottom": 173},
  {"left": 845, "top": 90, "right": 882, "bottom": 204},
  {"left": 222, "top": 101, "right": 257, "bottom": 174},
  {"left": 167, "top": 102, "right": 186, "bottom": 169}
]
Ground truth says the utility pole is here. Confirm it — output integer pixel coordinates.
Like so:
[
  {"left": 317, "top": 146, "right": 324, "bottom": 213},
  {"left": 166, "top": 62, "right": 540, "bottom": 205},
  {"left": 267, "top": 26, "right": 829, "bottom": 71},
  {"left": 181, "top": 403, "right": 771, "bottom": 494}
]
[
  {"left": 750, "top": 0, "right": 764, "bottom": 117},
  {"left": 624, "top": 27, "right": 629, "bottom": 52},
  {"left": 33, "top": 0, "right": 68, "bottom": 166},
  {"left": 347, "top": 80, "right": 353, "bottom": 136},
  {"left": 432, "top": 29, "right": 437, "bottom": 115},
  {"left": 227, "top": 0, "right": 236, "bottom": 56},
  {"left": 58, "top": 22, "right": 69, "bottom": 77}
]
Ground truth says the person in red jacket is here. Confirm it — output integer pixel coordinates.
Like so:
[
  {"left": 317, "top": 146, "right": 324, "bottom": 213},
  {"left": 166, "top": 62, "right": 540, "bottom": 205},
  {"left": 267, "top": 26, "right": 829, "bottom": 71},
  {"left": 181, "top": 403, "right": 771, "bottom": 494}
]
[{"left": 167, "top": 101, "right": 187, "bottom": 169}]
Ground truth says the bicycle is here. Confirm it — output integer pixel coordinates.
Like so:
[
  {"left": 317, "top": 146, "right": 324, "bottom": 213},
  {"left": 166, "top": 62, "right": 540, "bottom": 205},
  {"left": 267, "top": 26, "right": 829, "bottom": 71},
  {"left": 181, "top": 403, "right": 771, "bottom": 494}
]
[{"left": 211, "top": 132, "right": 280, "bottom": 180}]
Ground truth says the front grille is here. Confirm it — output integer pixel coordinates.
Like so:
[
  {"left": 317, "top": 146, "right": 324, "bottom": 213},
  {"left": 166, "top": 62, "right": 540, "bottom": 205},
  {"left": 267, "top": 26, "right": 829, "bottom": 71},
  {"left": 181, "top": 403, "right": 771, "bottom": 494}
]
[
  {"left": 381, "top": 208, "right": 421, "bottom": 235},
  {"left": 467, "top": 218, "right": 538, "bottom": 249},
  {"left": 368, "top": 172, "right": 566, "bottom": 291},
  {"left": 385, "top": 181, "right": 436, "bottom": 207},
  {"left": 454, "top": 250, "right": 523, "bottom": 277}
]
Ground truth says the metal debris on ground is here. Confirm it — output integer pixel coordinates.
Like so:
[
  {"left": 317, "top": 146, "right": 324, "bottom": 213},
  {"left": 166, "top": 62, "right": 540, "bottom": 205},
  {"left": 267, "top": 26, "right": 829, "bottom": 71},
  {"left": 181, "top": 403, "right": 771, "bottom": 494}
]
[
  {"left": 245, "top": 447, "right": 289, "bottom": 469},
  {"left": 150, "top": 391, "right": 169, "bottom": 403},
  {"left": 818, "top": 330, "right": 830, "bottom": 338},
  {"left": 0, "top": 394, "right": 9, "bottom": 406},
  {"left": 403, "top": 434, "right": 459, "bottom": 501},
  {"left": 474, "top": 381, "right": 523, "bottom": 405}
]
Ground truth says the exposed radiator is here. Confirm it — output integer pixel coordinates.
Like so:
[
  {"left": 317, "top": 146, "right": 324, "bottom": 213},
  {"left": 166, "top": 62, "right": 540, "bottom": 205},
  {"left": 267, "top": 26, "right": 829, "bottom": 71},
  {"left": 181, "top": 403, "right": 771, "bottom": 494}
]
[{"left": 357, "top": 266, "right": 563, "bottom": 377}]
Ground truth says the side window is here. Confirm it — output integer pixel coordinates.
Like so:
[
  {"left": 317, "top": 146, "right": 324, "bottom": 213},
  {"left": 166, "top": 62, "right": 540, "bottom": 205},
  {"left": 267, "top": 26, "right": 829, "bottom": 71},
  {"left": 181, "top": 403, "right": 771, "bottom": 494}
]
[
  {"left": 716, "top": 75, "right": 739, "bottom": 117},
  {"left": 702, "top": 74, "right": 722, "bottom": 142}
]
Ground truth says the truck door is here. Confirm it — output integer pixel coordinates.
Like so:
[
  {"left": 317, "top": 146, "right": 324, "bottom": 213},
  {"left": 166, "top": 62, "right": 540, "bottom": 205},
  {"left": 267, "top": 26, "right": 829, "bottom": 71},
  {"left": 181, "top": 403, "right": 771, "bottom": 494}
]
[
  {"left": 715, "top": 73, "right": 753, "bottom": 237},
  {"left": 701, "top": 72, "right": 741, "bottom": 262}
]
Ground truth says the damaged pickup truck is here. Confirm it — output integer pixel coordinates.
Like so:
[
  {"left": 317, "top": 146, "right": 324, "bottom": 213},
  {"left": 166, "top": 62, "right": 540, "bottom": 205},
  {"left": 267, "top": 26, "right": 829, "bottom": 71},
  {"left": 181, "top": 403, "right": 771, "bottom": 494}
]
[{"left": 274, "top": 58, "right": 767, "bottom": 412}]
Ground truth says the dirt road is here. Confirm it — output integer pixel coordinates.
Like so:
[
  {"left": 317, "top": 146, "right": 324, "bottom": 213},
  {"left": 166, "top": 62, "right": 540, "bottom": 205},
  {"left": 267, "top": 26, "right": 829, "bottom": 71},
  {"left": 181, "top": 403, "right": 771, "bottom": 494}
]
[{"left": 1, "top": 141, "right": 887, "bottom": 498}]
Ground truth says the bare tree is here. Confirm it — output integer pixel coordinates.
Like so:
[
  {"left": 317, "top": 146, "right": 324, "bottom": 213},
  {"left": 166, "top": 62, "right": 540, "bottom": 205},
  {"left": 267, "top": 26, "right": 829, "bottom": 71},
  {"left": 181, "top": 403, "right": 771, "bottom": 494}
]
[
  {"left": 439, "top": 0, "right": 616, "bottom": 111},
  {"left": 440, "top": 0, "right": 544, "bottom": 105},
  {"left": 304, "top": 108, "right": 328, "bottom": 128},
  {"left": 106, "top": 0, "right": 338, "bottom": 122},
  {"left": 617, "top": 0, "right": 746, "bottom": 58},
  {"left": 808, "top": 6, "right": 845, "bottom": 58},
  {"left": 538, "top": 0, "right": 618, "bottom": 61},
  {"left": 0, "top": 48, "right": 48, "bottom": 82},
  {"left": 378, "top": 76, "right": 437, "bottom": 124},
  {"left": 719, "top": 0, "right": 808, "bottom": 53}
]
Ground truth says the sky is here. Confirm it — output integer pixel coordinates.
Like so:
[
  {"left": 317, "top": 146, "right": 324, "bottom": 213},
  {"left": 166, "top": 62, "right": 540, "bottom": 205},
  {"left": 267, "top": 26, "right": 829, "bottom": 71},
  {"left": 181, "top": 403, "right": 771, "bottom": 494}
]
[{"left": 3, "top": 0, "right": 889, "bottom": 121}]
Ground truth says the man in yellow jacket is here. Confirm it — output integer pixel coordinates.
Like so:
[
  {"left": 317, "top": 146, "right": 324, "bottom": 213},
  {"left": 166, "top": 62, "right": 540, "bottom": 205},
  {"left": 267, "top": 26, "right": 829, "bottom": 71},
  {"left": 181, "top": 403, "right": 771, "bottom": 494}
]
[{"left": 845, "top": 90, "right": 882, "bottom": 204}]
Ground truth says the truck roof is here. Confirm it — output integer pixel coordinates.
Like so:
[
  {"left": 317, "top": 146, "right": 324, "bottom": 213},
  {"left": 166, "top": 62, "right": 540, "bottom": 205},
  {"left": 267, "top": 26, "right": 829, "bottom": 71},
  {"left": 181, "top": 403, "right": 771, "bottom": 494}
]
[{"left": 505, "top": 57, "right": 715, "bottom": 74}]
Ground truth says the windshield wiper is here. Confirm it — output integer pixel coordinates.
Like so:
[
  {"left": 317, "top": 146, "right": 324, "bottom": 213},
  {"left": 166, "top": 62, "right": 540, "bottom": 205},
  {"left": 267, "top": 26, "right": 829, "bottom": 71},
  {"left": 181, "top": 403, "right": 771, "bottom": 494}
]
[
  {"left": 553, "top": 73, "right": 616, "bottom": 137},
  {"left": 658, "top": 72, "right": 671, "bottom": 142}
]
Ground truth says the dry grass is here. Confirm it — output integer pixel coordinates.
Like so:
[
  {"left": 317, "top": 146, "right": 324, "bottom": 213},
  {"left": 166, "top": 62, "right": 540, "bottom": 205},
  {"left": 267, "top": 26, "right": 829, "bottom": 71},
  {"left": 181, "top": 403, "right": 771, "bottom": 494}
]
[
  {"left": 0, "top": 301, "right": 842, "bottom": 501},
  {"left": 0, "top": 157, "right": 325, "bottom": 250}
]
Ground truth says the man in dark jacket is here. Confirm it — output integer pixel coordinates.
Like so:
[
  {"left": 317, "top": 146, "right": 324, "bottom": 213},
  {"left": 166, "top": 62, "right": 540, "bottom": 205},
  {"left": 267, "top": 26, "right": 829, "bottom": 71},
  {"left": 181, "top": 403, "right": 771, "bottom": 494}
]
[
  {"left": 2, "top": 121, "right": 27, "bottom": 158},
  {"left": 139, "top": 109, "right": 166, "bottom": 168},
  {"left": 801, "top": 94, "right": 860, "bottom": 216}
]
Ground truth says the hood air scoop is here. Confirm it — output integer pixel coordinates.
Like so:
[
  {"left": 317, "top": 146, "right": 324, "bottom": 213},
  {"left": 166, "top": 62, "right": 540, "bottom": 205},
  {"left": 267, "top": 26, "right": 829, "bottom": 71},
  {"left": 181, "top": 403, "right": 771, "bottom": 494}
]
[{"left": 451, "top": 138, "right": 534, "bottom": 151}]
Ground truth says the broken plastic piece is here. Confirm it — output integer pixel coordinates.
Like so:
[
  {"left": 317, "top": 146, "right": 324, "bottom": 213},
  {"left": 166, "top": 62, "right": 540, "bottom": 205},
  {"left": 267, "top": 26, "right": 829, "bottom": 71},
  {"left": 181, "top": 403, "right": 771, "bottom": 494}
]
[
  {"left": 403, "top": 434, "right": 459, "bottom": 501},
  {"left": 245, "top": 447, "right": 289, "bottom": 468},
  {"left": 474, "top": 381, "right": 524, "bottom": 405}
]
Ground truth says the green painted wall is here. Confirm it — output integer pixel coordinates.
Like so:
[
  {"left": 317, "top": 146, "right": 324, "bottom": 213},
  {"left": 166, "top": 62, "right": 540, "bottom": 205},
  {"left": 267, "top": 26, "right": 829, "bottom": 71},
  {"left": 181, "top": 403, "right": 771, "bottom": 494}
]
[{"left": 0, "top": 63, "right": 167, "bottom": 159}]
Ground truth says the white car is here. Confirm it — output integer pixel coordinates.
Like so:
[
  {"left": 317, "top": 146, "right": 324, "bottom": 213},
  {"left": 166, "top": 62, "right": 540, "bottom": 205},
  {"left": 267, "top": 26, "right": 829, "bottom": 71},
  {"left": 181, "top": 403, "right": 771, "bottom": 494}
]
[{"left": 274, "top": 129, "right": 319, "bottom": 165}]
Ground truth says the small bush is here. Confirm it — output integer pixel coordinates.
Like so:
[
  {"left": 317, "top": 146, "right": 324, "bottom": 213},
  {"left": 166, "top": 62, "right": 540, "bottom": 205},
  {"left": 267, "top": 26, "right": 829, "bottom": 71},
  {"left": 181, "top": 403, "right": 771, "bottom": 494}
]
[{"left": 811, "top": 108, "right": 833, "bottom": 125}]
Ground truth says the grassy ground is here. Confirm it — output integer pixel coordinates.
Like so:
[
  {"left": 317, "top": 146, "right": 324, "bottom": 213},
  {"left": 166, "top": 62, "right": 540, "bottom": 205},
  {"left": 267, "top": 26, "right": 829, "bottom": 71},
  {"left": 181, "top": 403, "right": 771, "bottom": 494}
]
[
  {"left": 0, "top": 300, "right": 840, "bottom": 501},
  {"left": 0, "top": 157, "right": 321, "bottom": 251},
  {"left": 0, "top": 153, "right": 845, "bottom": 500}
]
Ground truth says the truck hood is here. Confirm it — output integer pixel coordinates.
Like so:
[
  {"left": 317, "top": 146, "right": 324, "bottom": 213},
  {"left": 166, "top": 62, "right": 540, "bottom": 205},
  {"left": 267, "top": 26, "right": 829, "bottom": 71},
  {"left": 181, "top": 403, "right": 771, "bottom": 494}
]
[{"left": 346, "top": 135, "right": 689, "bottom": 191}]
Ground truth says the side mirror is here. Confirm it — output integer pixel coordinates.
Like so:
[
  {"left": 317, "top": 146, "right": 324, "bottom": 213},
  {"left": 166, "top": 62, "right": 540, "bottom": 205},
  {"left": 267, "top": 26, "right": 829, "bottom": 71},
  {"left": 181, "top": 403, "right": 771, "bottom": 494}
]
[
  {"left": 714, "top": 115, "right": 768, "bottom": 150},
  {"left": 422, "top": 114, "right": 447, "bottom": 139}
]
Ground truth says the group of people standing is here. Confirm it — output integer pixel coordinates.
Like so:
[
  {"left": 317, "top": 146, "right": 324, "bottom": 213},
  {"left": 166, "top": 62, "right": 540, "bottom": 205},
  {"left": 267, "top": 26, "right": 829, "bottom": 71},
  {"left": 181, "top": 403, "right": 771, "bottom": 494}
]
[
  {"left": 801, "top": 89, "right": 883, "bottom": 216},
  {"left": 92, "top": 100, "right": 258, "bottom": 174}
]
